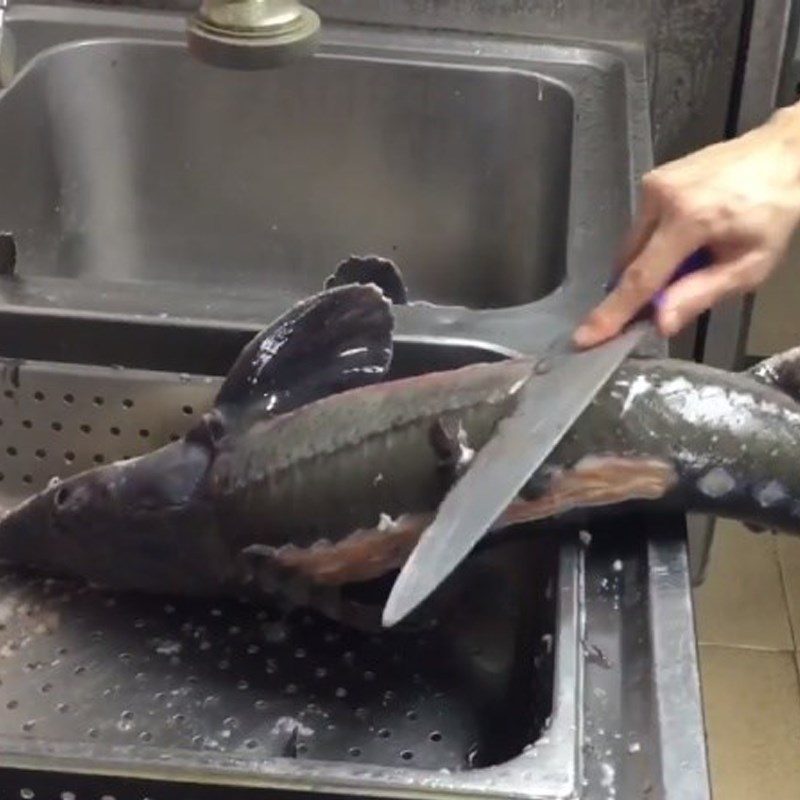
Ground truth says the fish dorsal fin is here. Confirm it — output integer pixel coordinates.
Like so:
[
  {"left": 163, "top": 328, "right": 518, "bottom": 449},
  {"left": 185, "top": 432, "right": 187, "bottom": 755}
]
[
  {"left": 214, "top": 283, "right": 393, "bottom": 417},
  {"left": 324, "top": 255, "right": 408, "bottom": 305},
  {"left": 748, "top": 346, "right": 800, "bottom": 403}
]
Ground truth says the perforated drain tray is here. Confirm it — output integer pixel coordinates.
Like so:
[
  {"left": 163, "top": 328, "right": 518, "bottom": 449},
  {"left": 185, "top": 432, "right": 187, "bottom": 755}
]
[{"left": 0, "top": 357, "right": 583, "bottom": 799}]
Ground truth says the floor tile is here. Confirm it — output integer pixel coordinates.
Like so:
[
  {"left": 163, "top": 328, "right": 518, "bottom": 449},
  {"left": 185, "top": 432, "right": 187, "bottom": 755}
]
[
  {"left": 777, "top": 535, "right": 800, "bottom": 648},
  {"left": 700, "top": 645, "right": 800, "bottom": 800},
  {"left": 694, "top": 520, "right": 793, "bottom": 650}
]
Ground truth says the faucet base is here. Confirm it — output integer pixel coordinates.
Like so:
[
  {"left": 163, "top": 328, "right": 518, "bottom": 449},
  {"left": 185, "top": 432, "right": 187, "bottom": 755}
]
[{"left": 186, "top": 4, "right": 319, "bottom": 69}]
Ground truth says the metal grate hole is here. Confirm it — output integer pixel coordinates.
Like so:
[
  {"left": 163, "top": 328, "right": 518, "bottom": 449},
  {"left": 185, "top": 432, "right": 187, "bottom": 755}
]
[
  {"left": 63, "top": 393, "right": 74, "bottom": 404},
  {"left": 122, "top": 398, "right": 134, "bottom": 409},
  {"left": 51, "top": 421, "right": 62, "bottom": 432},
  {"left": 430, "top": 731, "right": 443, "bottom": 742},
  {"left": 349, "top": 746, "right": 362, "bottom": 758},
  {"left": 19, "top": 789, "right": 34, "bottom": 799},
  {"left": 4, "top": 389, "right": 14, "bottom": 399},
  {"left": 79, "top": 423, "right": 91, "bottom": 434},
  {"left": 93, "top": 396, "right": 105, "bottom": 406},
  {"left": 378, "top": 728, "right": 391, "bottom": 738},
  {"left": 401, "top": 750, "right": 414, "bottom": 761},
  {"left": 21, "top": 419, "right": 32, "bottom": 429},
  {"left": 33, "top": 391, "right": 44, "bottom": 401}
]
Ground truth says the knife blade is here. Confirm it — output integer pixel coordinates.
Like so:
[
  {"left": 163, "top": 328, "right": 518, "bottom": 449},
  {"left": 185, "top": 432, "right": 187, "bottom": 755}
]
[{"left": 382, "top": 247, "right": 712, "bottom": 628}]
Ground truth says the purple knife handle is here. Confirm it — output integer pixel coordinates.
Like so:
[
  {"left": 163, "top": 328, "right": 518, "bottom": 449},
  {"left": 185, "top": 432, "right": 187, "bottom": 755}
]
[{"left": 604, "top": 246, "right": 714, "bottom": 322}]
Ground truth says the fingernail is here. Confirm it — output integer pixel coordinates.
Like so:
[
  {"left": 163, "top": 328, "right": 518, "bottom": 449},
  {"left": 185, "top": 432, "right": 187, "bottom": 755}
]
[{"left": 572, "top": 325, "right": 595, "bottom": 348}]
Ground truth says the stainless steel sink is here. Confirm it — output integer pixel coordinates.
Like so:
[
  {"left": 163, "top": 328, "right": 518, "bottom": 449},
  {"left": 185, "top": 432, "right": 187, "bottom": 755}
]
[
  {"left": 0, "top": 6, "right": 710, "bottom": 800},
  {"left": 0, "top": 37, "right": 573, "bottom": 309},
  {"left": 0, "top": 3, "right": 643, "bottom": 355}
]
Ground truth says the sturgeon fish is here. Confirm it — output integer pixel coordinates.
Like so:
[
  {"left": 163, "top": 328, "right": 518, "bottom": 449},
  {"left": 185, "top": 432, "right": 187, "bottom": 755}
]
[{"left": 0, "top": 259, "right": 799, "bottom": 630}]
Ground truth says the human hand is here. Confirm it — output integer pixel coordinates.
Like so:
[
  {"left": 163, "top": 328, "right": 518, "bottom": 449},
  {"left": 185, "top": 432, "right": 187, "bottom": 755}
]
[{"left": 573, "top": 105, "right": 800, "bottom": 348}]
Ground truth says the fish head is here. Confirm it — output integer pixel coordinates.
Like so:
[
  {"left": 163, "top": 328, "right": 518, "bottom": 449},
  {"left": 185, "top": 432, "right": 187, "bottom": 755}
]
[{"left": 0, "top": 441, "right": 218, "bottom": 591}]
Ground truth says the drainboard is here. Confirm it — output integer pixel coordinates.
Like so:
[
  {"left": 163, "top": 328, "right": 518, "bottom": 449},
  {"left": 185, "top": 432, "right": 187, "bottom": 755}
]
[{"left": 0, "top": 354, "right": 581, "bottom": 798}]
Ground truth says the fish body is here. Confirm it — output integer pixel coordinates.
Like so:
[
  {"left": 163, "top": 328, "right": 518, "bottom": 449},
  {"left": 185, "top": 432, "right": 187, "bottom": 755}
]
[{"left": 2, "top": 261, "right": 800, "bottom": 628}]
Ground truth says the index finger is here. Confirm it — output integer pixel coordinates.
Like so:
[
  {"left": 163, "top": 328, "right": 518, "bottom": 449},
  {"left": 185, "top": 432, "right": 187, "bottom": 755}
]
[{"left": 573, "top": 222, "right": 704, "bottom": 347}]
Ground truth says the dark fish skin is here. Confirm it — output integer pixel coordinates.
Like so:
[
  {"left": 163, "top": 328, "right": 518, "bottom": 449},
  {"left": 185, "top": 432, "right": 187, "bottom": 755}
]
[
  {"left": 1, "top": 273, "right": 800, "bottom": 627},
  {"left": 2, "top": 347, "right": 800, "bottom": 623}
]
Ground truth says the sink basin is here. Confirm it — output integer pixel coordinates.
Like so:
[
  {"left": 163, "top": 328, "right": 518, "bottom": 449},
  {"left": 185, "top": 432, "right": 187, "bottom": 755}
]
[
  {"left": 0, "top": 38, "right": 573, "bottom": 309},
  {"left": 0, "top": 4, "right": 643, "bottom": 359}
]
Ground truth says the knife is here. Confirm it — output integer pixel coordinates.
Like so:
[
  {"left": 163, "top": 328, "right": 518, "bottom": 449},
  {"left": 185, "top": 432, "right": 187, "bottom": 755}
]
[{"left": 382, "top": 246, "right": 713, "bottom": 627}]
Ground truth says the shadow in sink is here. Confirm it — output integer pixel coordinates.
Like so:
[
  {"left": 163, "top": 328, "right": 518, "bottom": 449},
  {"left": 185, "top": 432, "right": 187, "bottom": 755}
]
[
  {"left": 0, "top": 338, "right": 558, "bottom": 774},
  {"left": 0, "top": 38, "right": 573, "bottom": 309}
]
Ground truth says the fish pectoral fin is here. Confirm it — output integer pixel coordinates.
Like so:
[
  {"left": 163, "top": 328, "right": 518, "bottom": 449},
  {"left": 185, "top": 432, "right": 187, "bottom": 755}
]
[
  {"left": 237, "top": 543, "right": 385, "bottom": 632},
  {"left": 324, "top": 255, "right": 408, "bottom": 305},
  {"left": 213, "top": 283, "right": 393, "bottom": 418},
  {"left": 240, "top": 517, "right": 428, "bottom": 590}
]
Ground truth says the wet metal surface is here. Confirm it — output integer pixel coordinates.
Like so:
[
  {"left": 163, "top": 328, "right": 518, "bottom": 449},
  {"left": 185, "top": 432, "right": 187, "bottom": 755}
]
[{"left": 0, "top": 356, "right": 575, "bottom": 797}]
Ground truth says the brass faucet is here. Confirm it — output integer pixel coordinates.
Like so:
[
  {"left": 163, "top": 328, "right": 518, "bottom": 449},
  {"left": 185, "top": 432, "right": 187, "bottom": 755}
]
[{"left": 187, "top": 0, "right": 320, "bottom": 69}]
